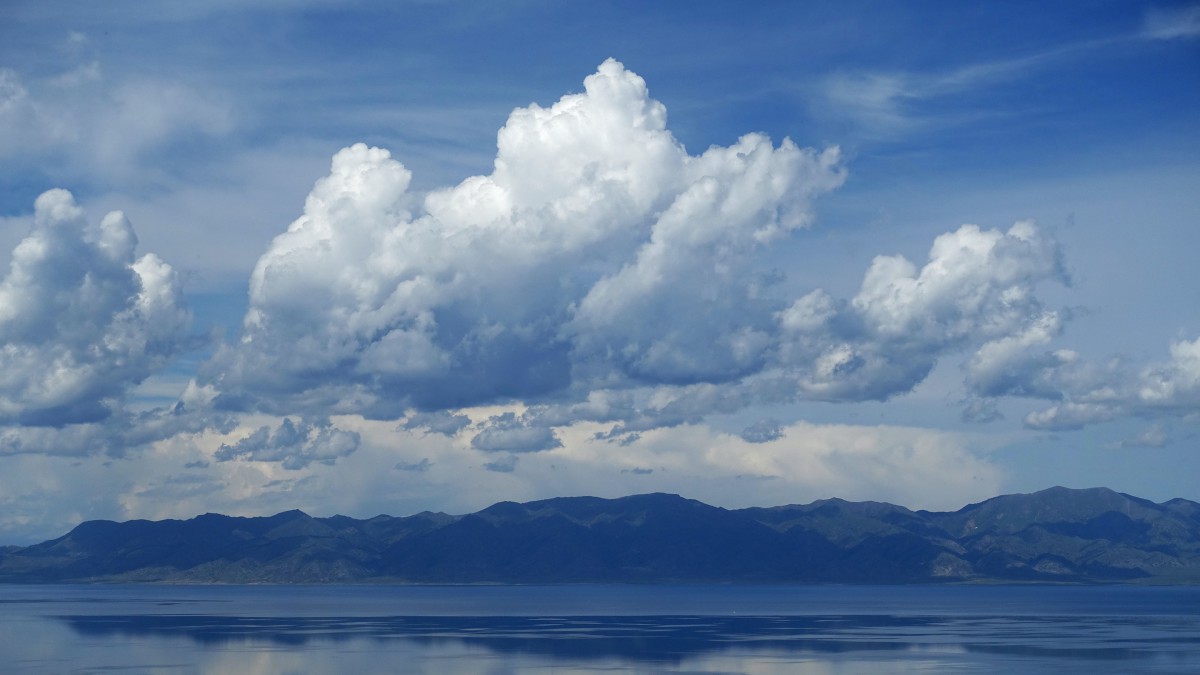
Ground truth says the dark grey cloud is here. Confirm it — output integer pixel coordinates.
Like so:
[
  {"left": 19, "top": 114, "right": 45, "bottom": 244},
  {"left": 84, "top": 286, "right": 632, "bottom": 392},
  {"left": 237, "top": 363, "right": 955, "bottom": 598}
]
[
  {"left": 214, "top": 417, "right": 360, "bottom": 469},
  {"left": 401, "top": 411, "right": 470, "bottom": 436},
  {"left": 185, "top": 60, "right": 1192, "bottom": 440},
  {"left": 201, "top": 60, "right": 846, "bottom": 420},
  {"left": 470, "top": 412, "right": 561, "bottom": 454},
  {"left": 394, "top": 458, "right": 432, "bottom": 472},
  {"left": 740, "top": 418, "right": 785, "bottom": 444},
  {"left": 483, "top": 454, "right": 518, "bottom": 473}
]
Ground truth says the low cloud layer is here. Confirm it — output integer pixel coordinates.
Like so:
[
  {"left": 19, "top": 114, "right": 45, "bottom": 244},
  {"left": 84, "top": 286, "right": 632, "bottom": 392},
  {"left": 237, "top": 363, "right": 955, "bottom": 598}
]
[{"left": 471, "top": 412, "right": 563, "bottom": 454}]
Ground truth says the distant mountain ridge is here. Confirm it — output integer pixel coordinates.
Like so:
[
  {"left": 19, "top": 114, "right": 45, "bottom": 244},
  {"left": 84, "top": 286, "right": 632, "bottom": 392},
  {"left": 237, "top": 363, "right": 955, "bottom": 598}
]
[{"left": 2, "top": 487, "right": 1198, "bottom": 584}]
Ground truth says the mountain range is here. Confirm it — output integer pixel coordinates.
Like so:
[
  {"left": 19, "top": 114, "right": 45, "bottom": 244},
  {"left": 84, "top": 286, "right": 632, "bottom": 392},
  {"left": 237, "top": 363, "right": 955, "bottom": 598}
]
[{"left": 2, "top": 486, "right": 1198, "bottom": 584}]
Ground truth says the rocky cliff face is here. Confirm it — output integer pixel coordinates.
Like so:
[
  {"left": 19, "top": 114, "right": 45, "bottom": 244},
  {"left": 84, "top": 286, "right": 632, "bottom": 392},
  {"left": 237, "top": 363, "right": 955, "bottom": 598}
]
[{"left": 2, "top": 487, "right": 1197, "bottom": 584}]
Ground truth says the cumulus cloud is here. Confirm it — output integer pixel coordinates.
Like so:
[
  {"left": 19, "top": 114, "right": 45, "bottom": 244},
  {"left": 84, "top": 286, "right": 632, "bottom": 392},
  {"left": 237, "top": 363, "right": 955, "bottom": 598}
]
[
  {"left": 401, "top": 410, "right": 470, "bottom": 436},
  {"left": 470, "top": 412, "right": 562, "bottom": 454},
  {"left": 194, "top": 60, "right": 1091, "bottom": 444},
  {"left": 739, "top": 418, "right": 784, "bottom": 444},
  {"left": 951, "top": 306, "right": 1200, "bottom": 432},
  {"left": 1022, "top": 335, "right": 1200, "bottom": 430},
  {"left": 964, "top": 311, "right": 1071, "bottom": 399},
  {"left": 775, "top": 220, "right": 1067, "bottom": 402},
  {"left": 214, "top": 417, "right": 360, "bottom": 469},
  {"left": 0, "top": 189, "right": 190, "bottom": 428},
  {"left": 205, "top": 59, "right": 846, "bottom": 421}
]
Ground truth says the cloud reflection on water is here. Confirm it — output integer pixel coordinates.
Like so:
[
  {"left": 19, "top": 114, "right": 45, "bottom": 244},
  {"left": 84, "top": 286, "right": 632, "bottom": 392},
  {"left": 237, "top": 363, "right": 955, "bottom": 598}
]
[{"left": 55, "top": 612, "right": 1187, "bottom": 667}]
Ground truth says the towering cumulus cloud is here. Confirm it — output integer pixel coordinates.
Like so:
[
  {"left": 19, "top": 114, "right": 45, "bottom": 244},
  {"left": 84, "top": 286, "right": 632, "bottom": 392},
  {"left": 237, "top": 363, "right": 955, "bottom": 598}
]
[
  {"left": 206, "top": 59, "right": 1074, "bottom": 437},
  {"left": 0, "top": 190, "right": 189, "bottom": 433},
  {"left": 208, "top": 59, "right": 846, "bottom": 418}
]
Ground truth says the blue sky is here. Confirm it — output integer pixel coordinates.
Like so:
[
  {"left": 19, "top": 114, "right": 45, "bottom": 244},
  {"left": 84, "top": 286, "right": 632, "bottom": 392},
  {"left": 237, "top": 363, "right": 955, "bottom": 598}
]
[{"left": 0, "top": 1, "right": 1197, "bottom": 543}]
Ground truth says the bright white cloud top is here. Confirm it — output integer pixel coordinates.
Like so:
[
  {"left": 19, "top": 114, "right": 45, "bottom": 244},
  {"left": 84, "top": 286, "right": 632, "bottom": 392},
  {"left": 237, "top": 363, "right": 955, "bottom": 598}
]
[{"left": 0, "top": 1, "right": 1196, "bottom": 544}]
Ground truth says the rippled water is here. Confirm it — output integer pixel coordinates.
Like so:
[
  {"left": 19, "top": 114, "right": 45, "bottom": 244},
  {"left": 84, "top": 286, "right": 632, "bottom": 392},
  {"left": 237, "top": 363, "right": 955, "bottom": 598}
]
[{"left": 1, "top": 584, "right": 1197, "bottom": 673}]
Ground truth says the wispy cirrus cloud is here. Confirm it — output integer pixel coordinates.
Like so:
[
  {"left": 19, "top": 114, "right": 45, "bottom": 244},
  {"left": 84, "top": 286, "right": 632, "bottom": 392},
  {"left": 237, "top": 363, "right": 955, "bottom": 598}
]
[
  {"left": 0, "top": 63, "right": 233, "bottom": 186},
  {"left": 1142, "top": 4, "right": 1200, "bottom": 39},
  {"left": 817, "top": 10, "right": 1193, "bottom": 142}
]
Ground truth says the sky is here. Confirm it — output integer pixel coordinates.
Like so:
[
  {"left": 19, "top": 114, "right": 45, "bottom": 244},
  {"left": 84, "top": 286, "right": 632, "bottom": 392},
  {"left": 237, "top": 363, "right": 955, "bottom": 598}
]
[{"left": 0, "top": 1, "right": 1197, "bottom": 544}]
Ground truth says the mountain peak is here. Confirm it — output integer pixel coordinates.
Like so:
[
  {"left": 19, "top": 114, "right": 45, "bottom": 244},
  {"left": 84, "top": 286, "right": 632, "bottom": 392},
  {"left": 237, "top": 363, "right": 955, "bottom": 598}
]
[{"left": 2, "top": 488, "right": 1197, "bottom": 584}]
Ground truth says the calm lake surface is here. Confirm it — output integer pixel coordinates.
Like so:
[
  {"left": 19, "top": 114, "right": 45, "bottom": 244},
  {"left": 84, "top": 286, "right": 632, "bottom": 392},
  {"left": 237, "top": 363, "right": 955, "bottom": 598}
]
[{"left": 1, "top": 584, "right": 1197, "bottom": 673}]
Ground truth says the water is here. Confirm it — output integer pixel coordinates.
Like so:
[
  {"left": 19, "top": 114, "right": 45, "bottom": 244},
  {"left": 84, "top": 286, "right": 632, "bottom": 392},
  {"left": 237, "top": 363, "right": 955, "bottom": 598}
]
[{"left": 1, "top": 584, "right": 1197, "bottom": 673}]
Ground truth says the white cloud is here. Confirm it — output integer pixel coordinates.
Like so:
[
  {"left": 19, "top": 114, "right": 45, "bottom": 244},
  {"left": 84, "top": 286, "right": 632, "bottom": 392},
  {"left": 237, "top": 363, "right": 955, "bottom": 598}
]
[
  {"left": 0, "top": 69, "right": 29, "bottom": 115},
  {"left": 816, "top": 33, "right": 1136, "bottom": 141},
  {"left": 204, "top": 60, "right": 1078, "bottom": 438},
  {"left": 206, "top": 59, "right": 848, "bottom": 419},
  {"left": 401, "top": 410, "right": 471, "bottom": 436},
  {"left": 0, "top": 64, "right": 233, "bottom": 184},
  {"left": 822, "top": 72, "right": 916, "bottom": 137},
  {"left": 772, "top": 220, "right": 1067, "bottom": 402},
  {"left": 1023, "top": 335, "right": 1200, "bottom": 430},
  {"left": 740, "top": 418, "right": 784, "bottom": 444},
  {"left": 0, "top": 189, "right": 190, "bottom": 428}
]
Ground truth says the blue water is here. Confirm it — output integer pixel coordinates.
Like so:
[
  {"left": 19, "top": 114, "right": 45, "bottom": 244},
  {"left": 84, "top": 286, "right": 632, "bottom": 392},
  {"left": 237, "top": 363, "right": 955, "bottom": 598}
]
[{"left": 1, "top": 584, "right": 1197, "bottom": 673}]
